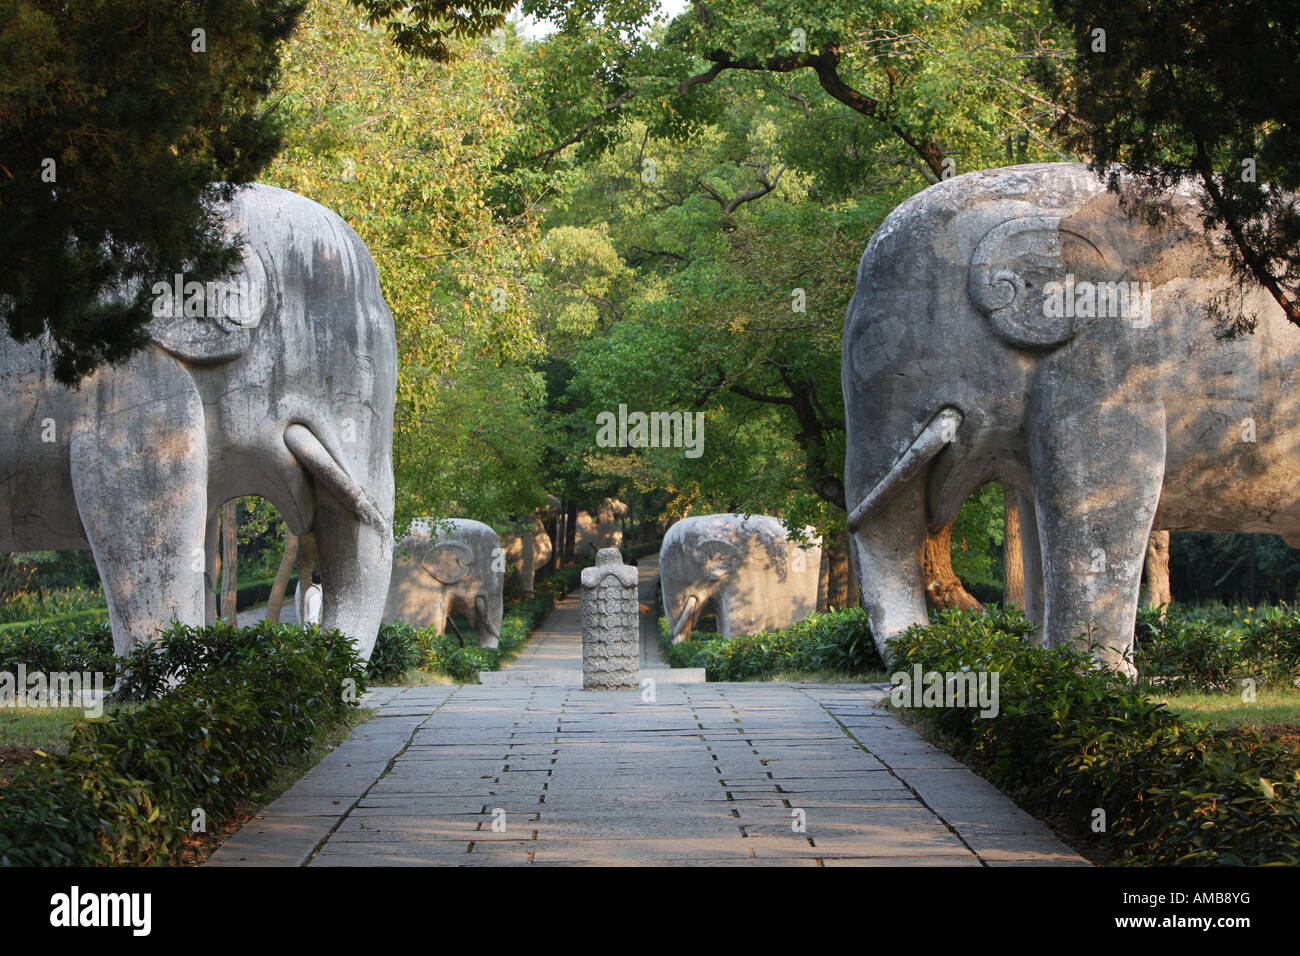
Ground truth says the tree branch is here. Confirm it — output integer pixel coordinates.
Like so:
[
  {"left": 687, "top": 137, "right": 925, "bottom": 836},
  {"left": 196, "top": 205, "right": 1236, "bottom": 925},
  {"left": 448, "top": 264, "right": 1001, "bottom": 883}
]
[
  {"left": 1191, "top": 135, "right": 1300, "bottom": 325},
  {"left": 678, "top": 46, "right": 947, "bottom": 179},
  {"left": 529, "top": 89, "right": 636, "bottom": 166},
  {"left": 698, "top": 162, "right": 786, "bottom": 215}
]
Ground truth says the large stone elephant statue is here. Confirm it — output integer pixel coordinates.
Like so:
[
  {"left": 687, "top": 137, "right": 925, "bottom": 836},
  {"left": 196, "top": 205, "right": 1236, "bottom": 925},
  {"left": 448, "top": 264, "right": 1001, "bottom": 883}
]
[
  {"left": 843, "top": 161, "right": 1300, "bottom": 676},
  {"left": 503, "top": 516, "right": 553, "bottom": 598},
  {"left": 660, "top": 514, "right": 822, "bottom": 642},
  {"left": 574, "top": 498, "right": 628, "bottom": 560},
  {"left": 0, "top": 184, "right": 396, "bottom": 659},
  {"left": 383, "top": 518, "right": 504, "bottom": 648}
]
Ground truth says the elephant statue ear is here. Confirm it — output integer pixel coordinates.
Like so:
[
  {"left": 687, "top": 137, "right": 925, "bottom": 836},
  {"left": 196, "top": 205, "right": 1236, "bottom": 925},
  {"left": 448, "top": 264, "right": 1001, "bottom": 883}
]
[
  {"left": 695, "top": 537, "right": 743, "bottom": 581},
  {"left": 968, "top": 215, "right": 1126, "bottom": 349},
  {"left": 148, "top": 238, "right": 273, "bottom": 364},
  {"left": 422, "top": 540, "right": 474, "bottom": 585}
]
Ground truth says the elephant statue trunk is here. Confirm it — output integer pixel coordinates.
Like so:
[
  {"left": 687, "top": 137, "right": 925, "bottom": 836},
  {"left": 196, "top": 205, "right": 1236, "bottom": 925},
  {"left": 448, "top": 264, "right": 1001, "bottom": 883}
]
[{"left": 668, "top": 593, "right": 700, "bottom": 644}]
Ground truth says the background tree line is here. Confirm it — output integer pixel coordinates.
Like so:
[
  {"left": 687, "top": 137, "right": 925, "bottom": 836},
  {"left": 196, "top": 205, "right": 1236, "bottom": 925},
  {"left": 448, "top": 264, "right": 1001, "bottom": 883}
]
[{"left": 3, "top": 0, "right": 1299, "bottom": 616}]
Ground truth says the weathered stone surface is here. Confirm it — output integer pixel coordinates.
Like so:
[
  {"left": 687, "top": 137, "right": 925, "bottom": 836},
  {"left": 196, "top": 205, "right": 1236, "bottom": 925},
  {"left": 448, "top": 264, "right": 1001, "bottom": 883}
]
[
  {"left": 502, "top": 516, "right": 553, "bottom": 597},
  {"left": 581, "top": 548, "right": 640, "bottom": 689},
  {"left": 659, "top": 514, "right": 822, "bottom": 642},
  {"left": 573, "top": 498, "right": 627, "bottom": 559},
  {"left": 0, "top": 184, "right": 396, "bottom": 659},
  {"left": 843, "top": 161, "right": 1300, "bottom": 675},
  {"left": 383, "top": 518, "right": 504, "bottom": 648}
]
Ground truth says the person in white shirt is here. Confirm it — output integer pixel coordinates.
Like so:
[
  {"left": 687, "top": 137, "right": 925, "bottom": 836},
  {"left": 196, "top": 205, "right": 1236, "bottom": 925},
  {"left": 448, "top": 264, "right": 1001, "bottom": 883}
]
[{"left": 303, "top": 570, "right": 322, "bottom": 627}]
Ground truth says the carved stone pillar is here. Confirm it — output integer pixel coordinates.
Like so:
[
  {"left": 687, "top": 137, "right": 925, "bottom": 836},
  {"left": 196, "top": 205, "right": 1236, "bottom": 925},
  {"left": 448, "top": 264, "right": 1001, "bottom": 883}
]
[{"left": 581, "top": 548, "right": 640, "bottom": 689}]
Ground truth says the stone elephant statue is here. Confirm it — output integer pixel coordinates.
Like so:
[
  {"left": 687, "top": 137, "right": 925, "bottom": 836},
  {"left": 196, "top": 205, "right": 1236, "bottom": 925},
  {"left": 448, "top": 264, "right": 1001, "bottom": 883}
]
[
  {"left": 383, "top": 518, "right": 504, "bottom": 648},
  {"left": 0, "top": 184, "right": 396, "bottom": 659},
  {"left": 843, "top": 161, "right": 1300, "bottom": 676},
  {"left": 502, "top": 516, "right": 553, "bottom": 598},
  {"left": 660, "top": 514, "right": 822, "bottom": 642},
  {"left": 574, "top": 498, "right": 628, "bottom": 560}
]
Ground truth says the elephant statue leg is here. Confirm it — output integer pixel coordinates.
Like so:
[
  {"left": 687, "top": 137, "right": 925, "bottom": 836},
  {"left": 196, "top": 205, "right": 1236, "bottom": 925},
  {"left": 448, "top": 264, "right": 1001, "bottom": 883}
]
[
  {"left": 474, "top": 593, "right": 500, "bottom": 649},
  {"left": 850, "top": 472, "right": 931, "bottom": 665},
  {"left": 1029, "top": 391, "right": 1165, "bottom": 677},
  {"left": 422, "top": 591, "right": 449, "bottom": 637},
  {"left": 716, "top": 591, "right": 736, "bottom": 639},
  {"left": 70, "top": 353, "right": 209, "bottom": 656},
  {"left": 311, "top": 488, "right": 392, "bottom": 661},
  {"left": 1015, "top": 488, "right": 1046, "bottom": 639},
  {"left": 1144, "top": 529, "right": 1172, "bottom": 612}
]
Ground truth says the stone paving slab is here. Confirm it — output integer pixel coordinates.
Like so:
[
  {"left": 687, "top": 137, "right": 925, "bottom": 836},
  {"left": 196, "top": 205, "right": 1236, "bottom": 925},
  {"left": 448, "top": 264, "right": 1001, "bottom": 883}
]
[{"left": 206, "top": 681, "right": 1089, "bottom": 867}]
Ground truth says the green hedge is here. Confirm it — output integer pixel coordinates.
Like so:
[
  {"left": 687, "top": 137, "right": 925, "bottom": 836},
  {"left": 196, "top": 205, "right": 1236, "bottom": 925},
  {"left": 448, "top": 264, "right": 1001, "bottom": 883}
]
[
  {"left": 0, "top": 575, "right": 296, "bottom": 638},
  {"left": 233, "top": 575, "right": 298, "bottom": 613},
  {"left": 889, "top": 607, "right": 1300, "bottom": 865},
  {"left": 0, "top": 607, "right": 109, "bottom": 638},
  {"left": 0, "top": 620, "right": 365, "bottom": 865},
  {"left": 0, "top": 618, "right": 116, "bottom": 673},
  {"left": 1135, "top": 604, "right": 1300, "bottom": 692},
  {"left": 660, "top": 608, "right": 885, "bottom": 681}
]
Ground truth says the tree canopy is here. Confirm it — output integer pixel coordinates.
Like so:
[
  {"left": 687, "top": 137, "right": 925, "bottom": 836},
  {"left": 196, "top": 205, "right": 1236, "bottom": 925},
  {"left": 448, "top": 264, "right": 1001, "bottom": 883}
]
[
  {"left": 0, "top": 0, "right": 304, "bottom": 382},
  {"left": 1055, "top": 0, "right": 1300, "bottom": 330},
  {"left": 263, "top": 1, "right": 548, "bottom": 532}
]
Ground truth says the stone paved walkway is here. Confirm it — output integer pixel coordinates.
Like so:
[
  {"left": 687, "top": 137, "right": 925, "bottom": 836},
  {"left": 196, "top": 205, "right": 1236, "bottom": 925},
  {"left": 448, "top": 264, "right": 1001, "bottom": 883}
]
[
  {"left": 207, "top": 680, "right": 1088, "bottom": 867},
  {"left": 207, "top": 549, "right": 1086, "bottom": 867}
]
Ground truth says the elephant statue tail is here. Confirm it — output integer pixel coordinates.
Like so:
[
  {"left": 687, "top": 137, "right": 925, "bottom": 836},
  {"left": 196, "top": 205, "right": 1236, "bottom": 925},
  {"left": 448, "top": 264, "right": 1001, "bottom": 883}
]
[{"left": 846, "top": 407, "right": 963, "bottom": 534}]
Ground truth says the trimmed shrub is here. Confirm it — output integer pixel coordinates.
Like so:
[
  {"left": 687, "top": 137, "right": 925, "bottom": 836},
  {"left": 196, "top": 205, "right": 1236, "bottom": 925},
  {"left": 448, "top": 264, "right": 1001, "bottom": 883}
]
[
  {"left": 0, "top": 574, "right": 296, "bottom": 638},
  {"left": 0, "top": 620, "right": 365, "bottom": 865},
  {"left": 0, "top": 607, "right": 109, "bottom": 639},
  {"left": 889, "top": 607, "right": 1300, "bottom": 865},
  {"left": 233, "top": 575, "right": 298, "bottom": 612},
  {"left": 0, "top": 584, "right": 104, "bottom": 624},
  {"left": 0, "top": 618, "right": 115, "bottom": 674},
  {"left": 661, "top": 608, "right": 885, "bottom": 680},
  {"left": 368, "top": 620, "right": 421, "bottom": 681},
  {"left": 1135, "top": 604, "right": 1300, "bottom": 692}
]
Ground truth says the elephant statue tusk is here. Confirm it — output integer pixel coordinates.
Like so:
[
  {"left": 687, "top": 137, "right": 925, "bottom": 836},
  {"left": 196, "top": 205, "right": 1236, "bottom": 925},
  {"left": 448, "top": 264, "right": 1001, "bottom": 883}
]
[
  {"left": 284, "top": 423, "right": 389, "bottom": 537},
  {"left": 671, "top": 593, "right": 699, "bottom": 639},
  {"left": 846, "top": 407, "right": 963, "bottom": 534}
]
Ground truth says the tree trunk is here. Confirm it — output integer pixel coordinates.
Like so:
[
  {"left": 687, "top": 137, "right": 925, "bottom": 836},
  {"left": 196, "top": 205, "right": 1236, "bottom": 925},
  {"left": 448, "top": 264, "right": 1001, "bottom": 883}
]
[
  {"left": 220, "top": 499, "right": 239, "bottom": 625},
  {"left": 266, "top": 531, "right": 299, "bottom": 624},
  {"left": 295, "top": 532, "right": 319, "bottom": 623},
  {"left": 564, "top": 499, "right": 579, "bottom": 563},
  {"left": 1003, "top": 487, "right": 1025, "bottom": 609},
  {"left": 923, "top": 522, "right": 983, "bottom": 611},
  {"left": 820, "top": 531, "right": 857, "bottom": 610},
  {"left": 817, "top": 547, "right": 830, "bottom": 611},
  {"left": 549, "top": 514, "right": 563, "bottom": 569},
  {"left": 1145, "top": 529, "right": 1171, "bottom": 614}
]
